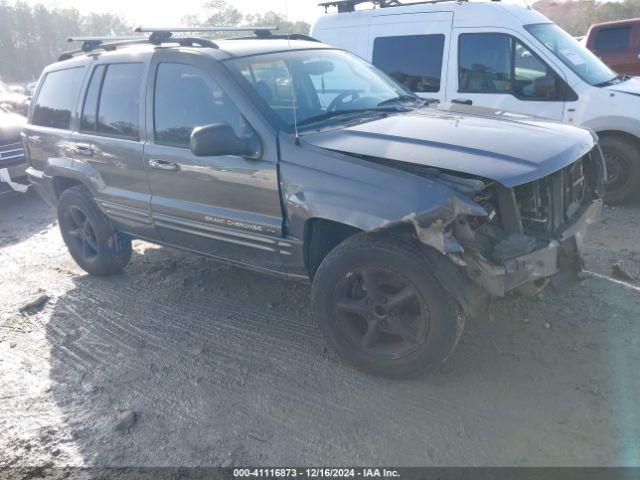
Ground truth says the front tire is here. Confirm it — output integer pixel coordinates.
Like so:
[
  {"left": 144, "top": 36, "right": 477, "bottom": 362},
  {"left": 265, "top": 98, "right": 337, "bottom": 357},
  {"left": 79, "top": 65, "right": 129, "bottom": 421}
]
[
  {"left": 311, "top": 234, "right": 464, "bottom": 378},
  {"left": 57, "top": 185, "right": 132, "bottom": 276},
  {"left": 601, "top": 135, "right": 640, "bottom": 204}
]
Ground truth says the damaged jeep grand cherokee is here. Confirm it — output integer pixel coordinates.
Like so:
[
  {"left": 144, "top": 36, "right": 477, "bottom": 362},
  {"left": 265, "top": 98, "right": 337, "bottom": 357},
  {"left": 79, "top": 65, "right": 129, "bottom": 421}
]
[{"left": 25, "top": 32, "right": 604, "bottom": 378}]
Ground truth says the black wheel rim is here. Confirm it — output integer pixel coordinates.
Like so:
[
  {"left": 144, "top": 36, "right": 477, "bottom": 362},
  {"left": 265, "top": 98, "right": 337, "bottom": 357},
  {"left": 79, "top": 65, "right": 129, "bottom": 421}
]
[
  {"left": 605, "top": 150, "right": 630, "bottom": 192},
  {"left": 333, "top": 268, "right": 430, "bottom": 360},
  {"left": 62, "top": 206, "right": 99, "bottom": 262}
]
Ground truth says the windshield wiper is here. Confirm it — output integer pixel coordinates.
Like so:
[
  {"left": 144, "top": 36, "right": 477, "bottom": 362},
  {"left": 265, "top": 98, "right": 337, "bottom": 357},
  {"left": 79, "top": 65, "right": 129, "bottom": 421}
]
[
  {"left": 377, "top": 94, "right": 425, "bottom": 107},
  {"left": 595, "top": 74, "right": 626, "bottom": 87},
  {"left": 296, "top": 109, "right": 388, "bottom": 128}
]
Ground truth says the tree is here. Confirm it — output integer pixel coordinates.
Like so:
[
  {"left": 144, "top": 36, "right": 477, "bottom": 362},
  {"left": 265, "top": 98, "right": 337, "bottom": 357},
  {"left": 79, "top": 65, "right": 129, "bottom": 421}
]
[
  {"left": 0, "top": 2, "right": 130, "bottom": 83},
  {"left": 534, "top": 0, "right": 640, "bottom": 36},
  {"left": 182, "top": 0, "right": 310, "bottom": 36}
]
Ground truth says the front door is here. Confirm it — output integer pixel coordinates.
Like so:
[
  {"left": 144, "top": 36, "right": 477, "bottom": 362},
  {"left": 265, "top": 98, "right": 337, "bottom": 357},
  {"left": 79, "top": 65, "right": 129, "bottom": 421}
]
[
  {"left": 447, "top": 28, "right": 568, "bottom": 121},
  {"left": 144, "top": 52, "right": 286, "bottom": 273}
]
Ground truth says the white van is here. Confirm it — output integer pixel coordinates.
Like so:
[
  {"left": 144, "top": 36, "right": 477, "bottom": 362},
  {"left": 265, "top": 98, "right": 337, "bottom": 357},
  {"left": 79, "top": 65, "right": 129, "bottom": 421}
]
[{"left": 311, "top": 0, "right": 640, "bottom": 203}]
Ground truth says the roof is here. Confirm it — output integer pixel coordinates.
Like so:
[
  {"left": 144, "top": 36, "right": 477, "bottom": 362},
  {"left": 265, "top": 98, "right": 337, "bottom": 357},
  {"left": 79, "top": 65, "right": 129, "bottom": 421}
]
[
  {"left": 588, "top": 17, "right": 640, "bottom": 30},
  {"left": 312, "top": 1, "right": 550, "bottom": 32}
]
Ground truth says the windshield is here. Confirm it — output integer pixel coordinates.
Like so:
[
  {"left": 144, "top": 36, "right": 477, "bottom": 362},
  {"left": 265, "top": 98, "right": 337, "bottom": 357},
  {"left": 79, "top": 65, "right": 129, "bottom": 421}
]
[
  {"left": 225, "top": 49, "right": 418, "bottom": 131},
  {"left": 526, "top": 23, "right": 617, "bottom": 86}
]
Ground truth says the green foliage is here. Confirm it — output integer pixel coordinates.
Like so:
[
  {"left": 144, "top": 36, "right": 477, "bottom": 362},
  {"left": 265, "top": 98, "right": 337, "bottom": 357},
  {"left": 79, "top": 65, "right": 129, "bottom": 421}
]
[
  {"left": 534, "top": 0, "right": 640, "bottom": 36},
  {"left": 182, "top": 0, "right": 311, "bottom": 36},
  {"left": 0, "top": 1, "right": 130, "bottom": 83}
]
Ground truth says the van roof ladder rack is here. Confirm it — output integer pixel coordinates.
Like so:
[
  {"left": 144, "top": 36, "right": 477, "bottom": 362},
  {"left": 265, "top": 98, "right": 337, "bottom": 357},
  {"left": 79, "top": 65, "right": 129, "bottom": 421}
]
[{"left": 319, "top": 0, "right": 488, "bottom": 13}]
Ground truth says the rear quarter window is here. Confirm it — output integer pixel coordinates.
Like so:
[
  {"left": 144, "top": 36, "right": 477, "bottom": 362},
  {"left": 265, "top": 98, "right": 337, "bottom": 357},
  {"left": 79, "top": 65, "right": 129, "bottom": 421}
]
[
  {"left": 372, "top": 35, "right": 445, "bottom": 93},
  {"left": 32, "top": 67, "right": 84, "bottom": 129}
]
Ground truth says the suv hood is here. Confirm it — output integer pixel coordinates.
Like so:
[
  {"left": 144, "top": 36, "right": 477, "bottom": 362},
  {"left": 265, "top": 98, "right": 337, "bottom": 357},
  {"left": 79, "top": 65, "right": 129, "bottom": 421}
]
[
  {"left": 0, "top": 109, "right": 26, "bottom": 143},
  {"left": 302, "top": 107, "right": 595, "bottom": 188}
]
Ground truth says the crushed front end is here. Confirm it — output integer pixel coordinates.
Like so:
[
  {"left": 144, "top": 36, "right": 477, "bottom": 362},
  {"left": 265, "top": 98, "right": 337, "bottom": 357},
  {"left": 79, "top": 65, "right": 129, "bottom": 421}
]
[{"left": 452, "top": 147, "right": 605, "bottom": 297}]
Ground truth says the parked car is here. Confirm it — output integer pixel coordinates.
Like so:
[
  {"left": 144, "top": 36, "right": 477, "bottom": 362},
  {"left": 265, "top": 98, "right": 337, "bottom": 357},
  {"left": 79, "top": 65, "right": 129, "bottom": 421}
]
[
  {"left": 0, "top": 105, "right": 28, "bottom": 196},
  {"left": 312, "top": 0, "right": 640, "bottom": 204},
  {"left": 0, "top": 81, "right": 29, "bottom": 116},
  {"left": 585, "top": 18, "right": 640, "bottom": 77},
  {"left": 25, "top": 30, "right": 604, "bottom": 377}
]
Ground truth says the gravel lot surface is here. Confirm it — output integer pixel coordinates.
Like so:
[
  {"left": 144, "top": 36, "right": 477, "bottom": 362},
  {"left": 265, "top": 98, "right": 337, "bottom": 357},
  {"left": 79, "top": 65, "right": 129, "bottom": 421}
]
[{"left": 1, "top": 190, "right": 639, "bottom": 467}]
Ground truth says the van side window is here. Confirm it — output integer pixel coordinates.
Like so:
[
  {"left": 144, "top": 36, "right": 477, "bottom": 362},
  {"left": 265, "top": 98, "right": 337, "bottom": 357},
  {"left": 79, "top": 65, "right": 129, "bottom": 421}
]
[
  {"left": 154, "top": 63, "right": 246, "bottom": 149},
  {"left": 97, "top": 63, "right": 144, "bottom": 139},
  {"left": 372, "top": 35, "right": 445, "bottom": 93},
  {"left": 594, "top": 26, "right": 631, "bottom": 52},
  {"left": 32, "top": 67, "right": 84, "bottom": 129},
  {"left": 459, "top": 33, "right": 560, "bottom": 101}
]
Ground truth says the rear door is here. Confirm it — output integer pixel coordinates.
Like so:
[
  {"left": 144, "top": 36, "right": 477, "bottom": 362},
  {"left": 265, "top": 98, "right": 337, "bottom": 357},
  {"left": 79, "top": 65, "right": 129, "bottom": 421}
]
[
  {"left": 369, "top": 12, "right": 453, "bottom": 103},
  {"left": 447, "top": 29, "right": 568, "bottom": 121},
  {"left": 24, "top": 66, "right": 85, "bottom": 175},
  {"left": 69, "top": 57, "right": 157, "bottom": 240},
  {"left": 144, "top": 50, "right": 286, "bottom": 273}
]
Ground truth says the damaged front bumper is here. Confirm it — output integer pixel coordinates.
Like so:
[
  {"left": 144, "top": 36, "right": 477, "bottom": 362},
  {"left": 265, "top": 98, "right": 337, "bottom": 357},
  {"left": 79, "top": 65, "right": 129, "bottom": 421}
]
[{"left": 462, "top": 199, "right": 603, "bottom": 297}]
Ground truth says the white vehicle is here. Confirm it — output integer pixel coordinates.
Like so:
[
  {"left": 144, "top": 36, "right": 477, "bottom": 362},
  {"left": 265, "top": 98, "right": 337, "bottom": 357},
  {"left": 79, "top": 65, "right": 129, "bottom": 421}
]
[{"left": 311, "top": 0, "right": 640, "bottom": 203}]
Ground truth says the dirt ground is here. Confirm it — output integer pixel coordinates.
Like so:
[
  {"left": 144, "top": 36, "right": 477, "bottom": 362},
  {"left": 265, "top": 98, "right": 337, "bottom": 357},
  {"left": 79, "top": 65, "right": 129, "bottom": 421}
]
[{"left": 1, "top": 189, "right": 639, "bottom": 467}]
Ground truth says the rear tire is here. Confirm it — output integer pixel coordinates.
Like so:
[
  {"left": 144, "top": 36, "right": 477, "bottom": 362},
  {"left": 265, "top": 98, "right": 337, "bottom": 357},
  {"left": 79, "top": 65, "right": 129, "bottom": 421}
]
[
  {"left": 311, "top": 234, "right": 464, "bottom": 378},
  {"left": 57, "top": 185, "right": 132, "bottom": 276},
  {"left": 601, "top": 135, "right": 640, "bottom": 205}
]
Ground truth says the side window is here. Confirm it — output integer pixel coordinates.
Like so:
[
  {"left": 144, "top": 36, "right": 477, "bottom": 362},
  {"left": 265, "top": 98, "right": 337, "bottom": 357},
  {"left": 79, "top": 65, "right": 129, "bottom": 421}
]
[
  {"left": 96, "top": 63, "right": 144, "bottom": 139},
  {"left": 513, "top": 42, "right": 558, "bottom": 100},
  {"left": 372, "top": 35, "right": 445, "bottom": 93},
  {"left": 154, "top": 63, "right": 247, "bottom": 149},
  {"left": 81, "top": 65, "right": 106, "bottom": 131},
  {"left": 32, "top": 67, "right": 84, "bottom": 129},
  {"left": 594, "top": 26, "right": 631, "bottom": 52},
  {"left": 459, "top": 33, "right": 560, "bottom": 101},
  {"left": 459, "top": 34, "right": 512, "bottom": 93}
]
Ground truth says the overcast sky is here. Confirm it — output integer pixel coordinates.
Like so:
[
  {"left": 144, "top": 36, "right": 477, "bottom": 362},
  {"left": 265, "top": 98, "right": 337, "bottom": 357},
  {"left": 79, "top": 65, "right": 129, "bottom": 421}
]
[{"left": 24, "top": 0, "right": 549, "bottom": 26}]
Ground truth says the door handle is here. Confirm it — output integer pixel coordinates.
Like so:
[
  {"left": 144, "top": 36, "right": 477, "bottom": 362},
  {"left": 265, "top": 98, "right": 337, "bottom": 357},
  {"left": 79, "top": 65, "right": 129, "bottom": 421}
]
[
  {"left": 73, "top": 143, "right": 94, "bottom": 155},
  {"left": 452, "top": 98, "right": 473, "bottom": 106},
  {"left": 148, "top": 159, "right": 179, "bottom": 171}
]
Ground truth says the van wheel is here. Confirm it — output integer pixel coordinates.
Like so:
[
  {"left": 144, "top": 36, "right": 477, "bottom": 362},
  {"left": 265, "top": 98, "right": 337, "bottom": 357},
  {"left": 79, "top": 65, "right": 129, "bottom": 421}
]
[
  {"left": 601, "top": 136, "right": 640, "bottom": 204},
  {"left": 311, "top": 234, "right": 464, "bottom": 378},
  {"left": 57, "top": 185, "right": 132, "bottom": 276}
]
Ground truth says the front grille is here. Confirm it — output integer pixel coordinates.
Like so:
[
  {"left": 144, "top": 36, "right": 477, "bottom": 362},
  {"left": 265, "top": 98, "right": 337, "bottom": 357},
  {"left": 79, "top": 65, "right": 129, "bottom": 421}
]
[
  {"left": 0, "top": 141, "right": 25, "bottom": 167},
  {"left": 514, "top": 157, "right": 586, "bottom": 235}
]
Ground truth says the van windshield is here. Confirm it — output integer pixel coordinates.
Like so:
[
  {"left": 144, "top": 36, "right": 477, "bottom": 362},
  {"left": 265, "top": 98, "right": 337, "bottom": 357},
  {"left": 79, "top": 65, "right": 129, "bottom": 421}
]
[
  {"left": 526, "top": 23, "right": 617, "bottom": 86},
  {"left": 225, "top": 49, "right": 420, "bottom": 131}
]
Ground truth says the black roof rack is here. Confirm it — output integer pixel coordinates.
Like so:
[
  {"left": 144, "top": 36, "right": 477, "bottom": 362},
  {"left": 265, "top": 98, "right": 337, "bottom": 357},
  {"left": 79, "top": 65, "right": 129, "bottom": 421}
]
[
  {"left": 58, "top": 26, "right": 280, "bottom": 61},
  {"left": 319, "top": 0, "right": 481, "bottom": 13},
  {"left": 134, "top": 26, "right": 278, "bottom": 44},
  {"left": 231, "top": 33, "right": 321, "bottom": 43}
]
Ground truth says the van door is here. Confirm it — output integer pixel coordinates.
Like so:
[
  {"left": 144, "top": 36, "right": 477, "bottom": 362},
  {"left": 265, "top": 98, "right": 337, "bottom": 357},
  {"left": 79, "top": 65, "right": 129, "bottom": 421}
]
[
  {"left": 447, "top": 28, "right": 568, "bottom": 121},
  {"left": 369, "top": 12, "right": 453, "bottom": 103}
]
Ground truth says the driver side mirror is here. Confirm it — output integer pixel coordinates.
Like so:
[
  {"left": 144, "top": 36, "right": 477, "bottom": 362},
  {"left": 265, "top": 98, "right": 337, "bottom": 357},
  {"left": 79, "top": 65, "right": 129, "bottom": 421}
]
[{"left": 190, "top": 123, "right": 261, "bottom": 158}]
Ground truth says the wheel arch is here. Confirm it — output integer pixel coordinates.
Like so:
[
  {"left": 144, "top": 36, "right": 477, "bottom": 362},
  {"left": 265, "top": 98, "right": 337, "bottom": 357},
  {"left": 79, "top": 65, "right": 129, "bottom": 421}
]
[
  {"left": 52, "top": 176, "right": 86, "bottom": 199},
  {"left": 596, "top": 130, "right": 640, "bottom": 151}
]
